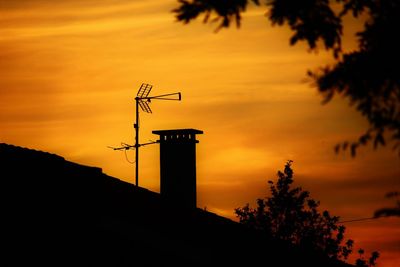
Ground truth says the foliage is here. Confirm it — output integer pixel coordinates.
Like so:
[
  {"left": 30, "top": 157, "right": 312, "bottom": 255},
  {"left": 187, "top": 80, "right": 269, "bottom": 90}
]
[
  {"left": 356, "top": 249, "right": 379, "bottom": 267},
  {"left": 234, "top": 160, "right": 379, "bottom": 265},
  {"left": 173, "top": 0, "right": 400, "bottom": 156},
  {"left": 374, "top": 191, "right": 400, "bottom": 218}
]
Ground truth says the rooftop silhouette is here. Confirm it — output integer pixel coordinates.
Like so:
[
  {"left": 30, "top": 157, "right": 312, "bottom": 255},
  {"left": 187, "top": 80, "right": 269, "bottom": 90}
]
[{"left": 1, "top": 142, "right": 354, "bottom": 267}]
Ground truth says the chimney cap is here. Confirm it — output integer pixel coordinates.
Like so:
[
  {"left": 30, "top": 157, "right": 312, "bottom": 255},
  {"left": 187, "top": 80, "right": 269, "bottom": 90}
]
[{"left": 152, "top": 129, "right": 203, "bottom": 135}]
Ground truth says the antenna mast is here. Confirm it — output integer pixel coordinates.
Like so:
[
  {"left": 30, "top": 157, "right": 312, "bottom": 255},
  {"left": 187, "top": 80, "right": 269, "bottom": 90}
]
[{"left": 109, "top": 83, "right": 182, "bottom": 187}]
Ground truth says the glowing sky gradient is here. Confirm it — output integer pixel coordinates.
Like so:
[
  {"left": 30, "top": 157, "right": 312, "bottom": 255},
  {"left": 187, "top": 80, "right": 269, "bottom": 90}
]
[{"left": 1, "top": 1, "right": 399, "bottom": 266}]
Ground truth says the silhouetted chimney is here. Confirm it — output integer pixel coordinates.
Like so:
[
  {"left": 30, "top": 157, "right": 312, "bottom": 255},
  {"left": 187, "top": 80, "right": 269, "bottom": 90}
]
[{"left": 152, "top": 129, "right": 203, "bottom": 208}]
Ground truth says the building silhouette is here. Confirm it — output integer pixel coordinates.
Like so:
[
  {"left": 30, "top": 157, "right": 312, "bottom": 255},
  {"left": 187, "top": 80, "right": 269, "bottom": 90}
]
[{"left": 1, "top": 141, "right": 353, "bottom": 267}]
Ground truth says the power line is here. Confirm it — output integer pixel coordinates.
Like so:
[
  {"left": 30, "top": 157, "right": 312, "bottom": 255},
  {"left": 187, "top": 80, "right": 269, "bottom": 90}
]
[{"left": 339, "top": 215, "right": 388, "bottom": 223}]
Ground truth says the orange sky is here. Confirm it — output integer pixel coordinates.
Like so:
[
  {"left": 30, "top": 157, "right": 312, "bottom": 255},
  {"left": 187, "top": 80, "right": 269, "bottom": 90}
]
[{"left": 1, "top": 1, "right": 399, "bottom": 266}]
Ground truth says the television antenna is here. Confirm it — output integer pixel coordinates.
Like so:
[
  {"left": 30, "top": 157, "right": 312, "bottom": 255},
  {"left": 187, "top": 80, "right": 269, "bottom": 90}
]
[{"left": 109, "top": 83, "right": 181, "bottom": 187}]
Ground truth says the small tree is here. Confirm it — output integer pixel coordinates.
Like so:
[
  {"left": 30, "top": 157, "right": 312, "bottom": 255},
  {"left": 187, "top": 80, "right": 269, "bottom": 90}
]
[{"left": 235, "top": 160, "right": 378, "bottom": 265}]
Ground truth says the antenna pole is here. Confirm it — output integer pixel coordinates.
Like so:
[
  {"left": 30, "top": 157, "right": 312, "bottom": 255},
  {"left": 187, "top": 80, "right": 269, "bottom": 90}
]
[
  {"left": 109, "top": 83, "right": 181, "bottom": 188},
  {"left": 135, "top": 97, "right": 139, "bottom": 186}
]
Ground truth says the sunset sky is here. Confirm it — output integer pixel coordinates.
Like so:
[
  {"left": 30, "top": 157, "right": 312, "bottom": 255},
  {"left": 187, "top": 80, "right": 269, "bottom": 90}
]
[{"left": 1, "top": 1, "right": 399, "bottom": 266}]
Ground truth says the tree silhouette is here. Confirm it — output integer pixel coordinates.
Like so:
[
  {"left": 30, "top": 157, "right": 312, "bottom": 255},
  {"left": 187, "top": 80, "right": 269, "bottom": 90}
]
[
  {"left": 173, "top": 0, "right": 400, "bottom": 156},
  {"left": 234, "top": 160, "right": 379, "bottom": 266}
]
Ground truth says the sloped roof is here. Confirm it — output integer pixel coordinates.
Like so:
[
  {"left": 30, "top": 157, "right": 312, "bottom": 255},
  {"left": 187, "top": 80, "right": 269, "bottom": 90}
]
[{"left": 1, "top": 143, "right": 353, "bottom": 267}]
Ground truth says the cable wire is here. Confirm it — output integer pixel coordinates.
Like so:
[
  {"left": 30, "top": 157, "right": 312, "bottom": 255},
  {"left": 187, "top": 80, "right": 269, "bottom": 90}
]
[
  {"left": 339, "top": 215, "right": 388, "bottom": 223},
  {"left": 124, "top": 149, "right": 135, "bottom": 164}
]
